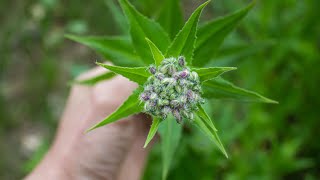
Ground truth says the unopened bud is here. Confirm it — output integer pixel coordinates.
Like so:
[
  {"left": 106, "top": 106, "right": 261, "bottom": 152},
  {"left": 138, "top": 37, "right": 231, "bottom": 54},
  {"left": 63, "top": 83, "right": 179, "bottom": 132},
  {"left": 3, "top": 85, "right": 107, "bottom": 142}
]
[
  {"left": 140, "top": 93, "right": 150, "bottom": 101},
  {"left": 172, "top": 109, "right": 182, "bottom": 123},
  {"left": 150, "top": 93, "right": 157, "bottom": 100},
  {"left": 190, "top": 71, "right": 199, "bottom": 81},
  {"left": 149, "top": 65, "right": 157, "bottom": 74},
  {"left": 155, "top": 73, "right": 165, "bottom": 80},
  {"left": 170, "top": 100, "right": 180, "bottom": 107},
  {"left": 175, "top": 85, "right": 182, "bottom": 93},
  {"left": 179, "top": 70, "right": 189, "bottom": 78},
  {"left": 160, "top": 65, "right": 168, "bottom": 74},
  {"left": 178, "top": 56, "right": 185, "bottom": 67}
]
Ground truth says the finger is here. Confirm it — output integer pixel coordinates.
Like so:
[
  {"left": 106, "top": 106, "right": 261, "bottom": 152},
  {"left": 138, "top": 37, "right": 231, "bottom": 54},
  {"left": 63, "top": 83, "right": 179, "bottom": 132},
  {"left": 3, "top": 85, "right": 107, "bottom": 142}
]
[{"left": 117, "top": 114, "right": 153, "bottom": 180}]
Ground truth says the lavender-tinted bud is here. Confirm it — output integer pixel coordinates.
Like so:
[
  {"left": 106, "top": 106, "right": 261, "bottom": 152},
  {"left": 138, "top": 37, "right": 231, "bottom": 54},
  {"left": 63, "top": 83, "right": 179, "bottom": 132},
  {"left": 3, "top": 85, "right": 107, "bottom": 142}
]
[
  {"left": 179, "top": 69, "right": 189, "bottom": 78},
  {"left": 149, "top": 65, "right": 157, "bottom": 74},
  {"left": 155, "top": 73, "right": 165, "bottom": 80},
  {"left": 140, "top": 93, "right": 150, "bottom": 101},
  {"left": 186, "top": 90, "right": 194, "bottom": 100},
  {"left": 178, "top": 56, "right": 185, "bottom": 67},
  {"left": 172, "top": 109, "right": 182, "bottom": 123}
]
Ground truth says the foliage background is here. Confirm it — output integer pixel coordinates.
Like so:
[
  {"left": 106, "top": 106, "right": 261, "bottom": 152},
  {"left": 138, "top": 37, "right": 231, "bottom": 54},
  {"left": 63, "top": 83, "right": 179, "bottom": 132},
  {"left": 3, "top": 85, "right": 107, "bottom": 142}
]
[{"left": 0, "top": 0, "right": 319, "bottom": 179}]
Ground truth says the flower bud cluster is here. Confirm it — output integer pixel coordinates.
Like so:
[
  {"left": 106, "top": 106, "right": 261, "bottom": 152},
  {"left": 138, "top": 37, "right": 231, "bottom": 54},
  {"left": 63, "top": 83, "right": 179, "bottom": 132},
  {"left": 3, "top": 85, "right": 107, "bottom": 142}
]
[{"left": 140, "top": 56, "right": 204, "bottom": 123}]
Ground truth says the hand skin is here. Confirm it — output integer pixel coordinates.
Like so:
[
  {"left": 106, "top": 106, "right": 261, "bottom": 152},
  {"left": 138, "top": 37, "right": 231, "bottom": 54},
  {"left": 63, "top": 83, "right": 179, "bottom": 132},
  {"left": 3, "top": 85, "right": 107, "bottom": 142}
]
[{"left": 25, "top": 67, "right": 152, "bottom": 180}]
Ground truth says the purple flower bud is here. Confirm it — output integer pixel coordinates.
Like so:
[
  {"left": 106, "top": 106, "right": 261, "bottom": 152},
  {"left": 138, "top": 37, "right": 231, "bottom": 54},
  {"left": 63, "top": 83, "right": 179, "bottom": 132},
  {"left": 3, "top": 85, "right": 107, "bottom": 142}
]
[
  {"left": 179, "top": 70, "right": 189, "bottom": 78},
  {"left": 155, "top": 73, "right": 165, "bottom": 80},
  {"left": 140, "top": 93, "right": 150, "bottom": 101},
  {"left": 186, "top": 90, "right": 194, "bottom": 100},
  {"left": 178, "top": 56, "right": 185, "bottom": 67},
  {"left": 172, "top": 109, "right": 182, "bottom": 123},
  {"left": 149, "top": 66, "right": 156, "bottom": 74}
]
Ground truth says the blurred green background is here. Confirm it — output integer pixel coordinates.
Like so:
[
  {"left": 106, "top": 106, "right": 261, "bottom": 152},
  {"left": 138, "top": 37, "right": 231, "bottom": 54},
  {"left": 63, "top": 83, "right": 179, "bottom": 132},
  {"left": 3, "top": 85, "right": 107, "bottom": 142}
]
[{"left": 0, "top": 0, "right": 319, "bottom": 179}]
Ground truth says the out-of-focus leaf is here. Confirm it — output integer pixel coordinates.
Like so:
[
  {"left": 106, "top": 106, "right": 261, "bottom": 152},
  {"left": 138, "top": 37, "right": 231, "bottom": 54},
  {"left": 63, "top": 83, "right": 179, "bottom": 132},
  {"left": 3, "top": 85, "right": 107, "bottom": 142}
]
[
  {"left": 104, "top": 0, "right": 128, "bottom": 34},
  {"left": 65, "top": 35, "right": 143, "bottom": 67},
  {"left": 158, "top": 116, "right": 182, "bottom": 180},
  {"left": 192, "top": 67, "right": 236, "bottom": 83},
  {"left": 146, "top": 38, "right": 165, "bottom": 66},
  {"left": 119, "top": 0, "right": 170, "bottom": 64},
  {"left": 196, "top": 104, "right": 217, "bottom": 131},
  {"left": 86, "top": 87, "right": 144, "bottom": 132},
  {"left": 194, "top": 2, "right": 255, "bottom": 67},
  {"left": 203, "top": 77, "right": 278, "bottom": 103},
  {"left": 157, "top": 0, "right": 183, "bottom": 40},
  {"left": 166, "top": 1, "right": 210, "bottom": 65},
  {"left": 194, "top": 114, "right": 228, "bottom": 158},
  {"left": 144, "top": 117, "right": 161, "bottom": 148},
  {"left": 72, "top": 72, "right": 115, "bottom": 86},
  {"left": 210, "top": 41, "right": 275, "bottom": 67},
  {"left": 96, "top": 63, "right": 149, "bottom": 85}
]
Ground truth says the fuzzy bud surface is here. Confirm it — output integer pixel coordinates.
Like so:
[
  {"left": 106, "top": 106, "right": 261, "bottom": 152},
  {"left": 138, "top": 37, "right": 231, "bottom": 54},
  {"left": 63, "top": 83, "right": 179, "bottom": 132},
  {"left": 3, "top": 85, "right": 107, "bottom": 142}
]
[{"left": 140, "top": 57, "right": 204, "bottom": 123}]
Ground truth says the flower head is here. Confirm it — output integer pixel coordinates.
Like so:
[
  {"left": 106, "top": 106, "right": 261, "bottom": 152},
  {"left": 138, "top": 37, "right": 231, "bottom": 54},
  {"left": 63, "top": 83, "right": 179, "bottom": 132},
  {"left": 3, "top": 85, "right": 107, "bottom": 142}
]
[{"left": 139, "top": 56, "right": 204, "bottom": 123}]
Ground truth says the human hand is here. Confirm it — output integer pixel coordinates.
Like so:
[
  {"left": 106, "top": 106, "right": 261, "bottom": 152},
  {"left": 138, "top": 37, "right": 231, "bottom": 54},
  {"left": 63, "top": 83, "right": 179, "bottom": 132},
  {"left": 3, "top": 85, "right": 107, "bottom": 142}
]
[{"left": 25, "top": 67, "right": 152, "bottom": 180}]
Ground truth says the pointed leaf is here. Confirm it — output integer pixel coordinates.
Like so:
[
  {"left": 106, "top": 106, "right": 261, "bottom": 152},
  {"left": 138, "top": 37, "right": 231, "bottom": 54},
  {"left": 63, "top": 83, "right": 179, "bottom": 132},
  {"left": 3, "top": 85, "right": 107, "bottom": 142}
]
[
  {"left": 166, "top": 1, "right": 210, "bottom": 65},
  {"left": 146, "top": 38, "right": 165, "bottom": 66},
  {"left": 72, "top": 72, "right": 115, "bottom": 86},
  {"left": 157, "top": 0, "right": 184, "bottom": 40},
  {"left": 203, "top": 77, "right": 278, "bottom": 103},
  {"left": 196, "top": 104, "right": 217, "bottom": 131},
  {"left": 194, "top": 2, "right": 255, "bottom": 67},
  {"left": 192, "top": 67, "right": 237, "bottom": 83},
  {"left": 86, "top": 87, "right": 144, "bottom": 132},
  {"left": 143, "top": 117, "right": 161, "bottom": 148},
  {"left": 119, "top": 0, "right": 170, "bottom": 64},
  {"left": 65, "top": 35, "right": 143, "bottom": 67},
  {"left": 96, "top": 63, "right": 149, "bottom": 85},
  {"left": 104, "top": 0, "right": 128, "bottom": 34},
  {"left": 158, "top": 116, "right": 182, "bottom": 180},
  {"left": 194, "top": 114, "right": 228, "bottom": 158}
]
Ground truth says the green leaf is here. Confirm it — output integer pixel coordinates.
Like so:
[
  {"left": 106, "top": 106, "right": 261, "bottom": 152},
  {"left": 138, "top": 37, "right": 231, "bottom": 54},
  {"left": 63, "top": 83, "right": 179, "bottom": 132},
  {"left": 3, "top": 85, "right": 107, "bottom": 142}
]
[
  {"left": 146, "top": 38, "right": 165, "bottom": 66},
  {"left": 194, "top": 114, "right": 228, "bottom": 158},
  {"left": 65, "top": 35, "right": 143, "bottom": 67},
  {"left": 166, "top": 1, "right": 210, "bottom": 65},
  {"left": 86, "top": 87, "right": 144, "bottom": 132},
  {"left": 202, "top": 77, "right": 278, "bottom": 103},
  {"left": 196, "top": 104, "right": 217, "bottom": 131},
  {"left": 158, "top": 116, "right": 182, "bottom": 180},
  {"left": 194, "top": 2, "right": 255, "bottom": 67},
  {"left": 119, "top": 0, "right": 170, "bottom": 64},
  {"left": 72, "top": 72, "right": 115, "bottom": 86},
  {"left": 157, "top": 0, "right": 184, "bottom": 40},
  {"left": 192, "top": 67, "right": 237, "bottom": 83},
  {"left": 104, "top": 0, "right": 128, "bottom": 35},
  {"left": 143, "top": 117, "right": 161, "bottom": 148},
  {"left": 96, "top": 63, "right": 150, "bottom": 85}
]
